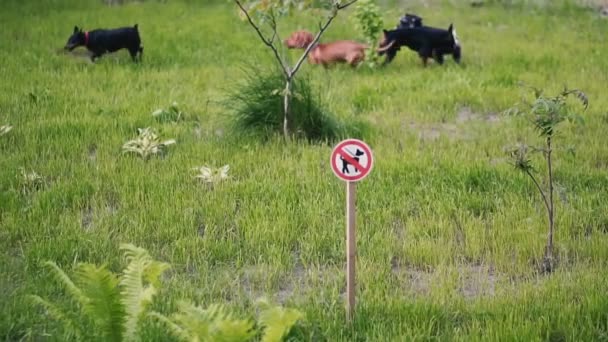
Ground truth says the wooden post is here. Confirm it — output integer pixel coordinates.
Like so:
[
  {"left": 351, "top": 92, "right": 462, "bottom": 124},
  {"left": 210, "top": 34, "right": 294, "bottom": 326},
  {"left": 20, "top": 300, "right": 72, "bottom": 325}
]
[{"left": 346, "top": 181, "right": 356, "bottom": 321}]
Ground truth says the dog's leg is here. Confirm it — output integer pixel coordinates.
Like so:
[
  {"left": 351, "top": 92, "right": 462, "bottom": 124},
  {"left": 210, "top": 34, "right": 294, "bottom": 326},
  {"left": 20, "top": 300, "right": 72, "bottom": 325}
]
[
  {"left": 419, "top": 46, "right": 432, "bottom": 67},
  {"left": 90, "top": 53, "right": 101, "bottom": 63},
  {"left": 346, "top": 54, "right": 357, "bottom": 68},
  {"left": 433, "top": 51, "right": 444, "bottom": 65},
  {"left": 129, "top": 47, "right": 139, "bottom": 62},
  {"left": 452, "top": 47, "right": 461, "bottom": 64},
  {"left": 382, "top": 49, "right": 397, "bottom": 66},
  {"left": 89, "top": 48, "right": 104, "bottom": 63},
  {"left": 420, "top": 56, "right": 428, "bottom": 67},
  {"left": 138, "top": 47, "right": 144, "bottom": 62},
  {"left": 340, "top": 157, "right": 349, "bottom": 174}
]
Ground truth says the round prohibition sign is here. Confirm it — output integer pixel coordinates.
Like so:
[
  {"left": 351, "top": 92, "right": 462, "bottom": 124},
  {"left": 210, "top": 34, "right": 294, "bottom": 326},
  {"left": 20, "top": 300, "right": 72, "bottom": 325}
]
[{"left": 331, "top": 139, "right": 374, "bottom": 182}]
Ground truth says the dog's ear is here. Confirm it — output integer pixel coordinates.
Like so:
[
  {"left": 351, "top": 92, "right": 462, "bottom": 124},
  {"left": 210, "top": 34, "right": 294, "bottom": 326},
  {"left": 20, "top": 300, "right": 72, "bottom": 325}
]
[
  {"left": 448, "top": 24, "right": 454, "bottom": 33},
  {"left": 73, "top": 26, "right": 79, "bottom": 33}
]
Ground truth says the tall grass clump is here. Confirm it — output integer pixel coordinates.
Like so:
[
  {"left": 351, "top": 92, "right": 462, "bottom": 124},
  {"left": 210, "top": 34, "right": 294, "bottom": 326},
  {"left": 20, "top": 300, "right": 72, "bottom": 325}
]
[{"left": 224, "top": 66, "right": 368, "bottom": 142}]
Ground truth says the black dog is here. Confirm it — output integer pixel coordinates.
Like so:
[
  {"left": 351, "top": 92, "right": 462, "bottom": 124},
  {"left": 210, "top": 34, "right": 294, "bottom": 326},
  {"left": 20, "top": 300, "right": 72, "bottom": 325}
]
[
  {"left": 397, "top": 13, "right": 423, "bottom": 29},
  {"left": 64, "top": 25, "right": 143, "bottom": 62},
  {"left": 340, "top": 149, "right": 365, "bottom": 174},
  {"left": 377, "top": 24, "right": 461, "bottom": 66}
]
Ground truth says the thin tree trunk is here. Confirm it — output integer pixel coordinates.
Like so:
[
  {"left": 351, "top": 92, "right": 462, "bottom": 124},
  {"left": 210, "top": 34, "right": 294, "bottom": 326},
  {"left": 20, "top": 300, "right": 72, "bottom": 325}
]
[
  {"left": 283, "top": 78, "right": 291, "bottom": 139},
  {"left": 544, "top": 136, "right": 555, "bottom": 270}
]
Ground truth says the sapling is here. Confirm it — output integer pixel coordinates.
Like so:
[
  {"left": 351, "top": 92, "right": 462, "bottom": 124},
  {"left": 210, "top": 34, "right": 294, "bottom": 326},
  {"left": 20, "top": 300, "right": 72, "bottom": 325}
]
[
  {"left": 233, "top": 0, "right": 358, "bottom": 139},
  {"left": 506, "top": 86, "right": 588, "bottom": 273}
]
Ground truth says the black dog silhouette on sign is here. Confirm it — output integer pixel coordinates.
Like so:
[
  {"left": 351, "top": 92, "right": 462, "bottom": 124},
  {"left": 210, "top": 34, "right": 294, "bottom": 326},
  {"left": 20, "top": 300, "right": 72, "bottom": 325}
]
[{"left": 340, "top": 149, "right": 365, "bottom": 174}]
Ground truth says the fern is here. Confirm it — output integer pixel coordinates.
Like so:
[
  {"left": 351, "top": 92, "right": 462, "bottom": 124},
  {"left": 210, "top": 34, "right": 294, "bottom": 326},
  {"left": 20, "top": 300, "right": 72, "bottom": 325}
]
[
  {"left": 258, "top": 299, "right": 303, "bottom": 342},
  {"left": 152, "top": 302, "right": 255, "bottom": 342},
  {"left": 75, "top": 264, "right": 125, "bottom": 341},
  {"left": 29, "top": 295, "right": 84, "bottom": 340},
  {"left": 149, "top": 312, "right": 190, "bottom": 341},
  {"left": 31, "top": 245, "right": 305, "bottom": 342},
  {"left": 31, "top": 244, "right": 170, "bottom": 341},
  {"left": 120, "top": 243, "right": 170, "bottom": 341},
  {"left": 44, "top": 261, "right": 90, "bottom": 308}
]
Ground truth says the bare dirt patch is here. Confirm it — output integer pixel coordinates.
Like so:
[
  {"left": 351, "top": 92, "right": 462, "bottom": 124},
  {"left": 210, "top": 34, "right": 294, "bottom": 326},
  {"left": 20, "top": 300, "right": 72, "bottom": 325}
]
[
  {"left": 404, "top": 107, "right": 501, "bottom": 142},
  {"left": 391, "top": 260, "right": 498, "bottom": 299},
  {"left": 239, "top": 262, "right": 342, "bottom": 304}
]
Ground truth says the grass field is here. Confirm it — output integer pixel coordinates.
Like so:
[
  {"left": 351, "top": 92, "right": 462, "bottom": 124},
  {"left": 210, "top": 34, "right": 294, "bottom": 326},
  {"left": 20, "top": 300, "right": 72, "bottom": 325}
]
[{"left": 1, "top": 0, "right": 608, "bottom": 340}]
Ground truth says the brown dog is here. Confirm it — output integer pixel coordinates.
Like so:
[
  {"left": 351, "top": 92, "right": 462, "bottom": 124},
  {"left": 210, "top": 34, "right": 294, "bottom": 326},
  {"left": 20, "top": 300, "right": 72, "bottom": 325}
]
[{"left": 284, "top": 30, "right": 367, "bottom": 67}]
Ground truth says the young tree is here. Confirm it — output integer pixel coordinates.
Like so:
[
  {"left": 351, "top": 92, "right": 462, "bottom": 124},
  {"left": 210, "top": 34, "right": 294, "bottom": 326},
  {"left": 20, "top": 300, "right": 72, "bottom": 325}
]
[
  {"left": 506, "top": 86, "right": 588, "bottom": 273},
  {"left": 233, "top": 0, "right": 358, "bottom": 139}
]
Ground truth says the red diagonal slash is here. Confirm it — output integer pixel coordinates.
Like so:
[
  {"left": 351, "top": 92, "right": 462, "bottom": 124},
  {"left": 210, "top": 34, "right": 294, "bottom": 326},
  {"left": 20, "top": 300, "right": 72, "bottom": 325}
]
[{"left": 339, "top": 148, "right": 368, "bottom": 174}]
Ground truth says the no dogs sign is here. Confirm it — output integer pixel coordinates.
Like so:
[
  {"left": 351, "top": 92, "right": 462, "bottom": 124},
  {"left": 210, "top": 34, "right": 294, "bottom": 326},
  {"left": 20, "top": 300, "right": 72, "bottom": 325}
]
[
  {"left": 330, "top": 138, "right": 374, "bottom": 321},
  {"left": 331, "top": 139, "right": 374, "bottom": 182}
]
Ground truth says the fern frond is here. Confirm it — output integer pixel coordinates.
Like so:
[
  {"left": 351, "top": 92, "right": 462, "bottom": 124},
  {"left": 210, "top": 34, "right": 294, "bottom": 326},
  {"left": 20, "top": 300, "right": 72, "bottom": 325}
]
[
  {"left": 44, "top": 261, "right": 90, "bottom": 308},
  {"left": 75, "top": 263, "right": 125, "bottom": 342},
  {"left": 212, "top": 318, "right": 256, "bottom": 342},
  {"left": 157, "top": 302, "right": 255, "bottom": 342},
  {"left": 149, "top": 311, "right": 191, "bottom": 341},
  {"left": 119, "top": 243, "right": 170, "bottom": 342},
  {"left": 142, "top": 260, "right": 170, "bottom": 288},
  {"left": 258, "top": 300, "right": 303, "bottom": 342},
  {"left": 29, "top": 295, "right": 84, "bottom": 340}
]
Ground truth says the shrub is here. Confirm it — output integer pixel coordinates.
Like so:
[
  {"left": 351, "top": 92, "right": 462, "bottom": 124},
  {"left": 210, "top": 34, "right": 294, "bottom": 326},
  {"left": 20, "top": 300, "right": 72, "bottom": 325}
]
[
  {"left": 224, "top": 66, "right": 369, "bottom": 142},
  {"left": 353, "top": 0, "right": 384, "bottom": 68}
]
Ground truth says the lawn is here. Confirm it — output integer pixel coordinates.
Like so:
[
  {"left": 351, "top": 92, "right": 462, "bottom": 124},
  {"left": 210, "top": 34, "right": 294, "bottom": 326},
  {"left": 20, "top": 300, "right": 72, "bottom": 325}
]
[{"left": 1, "top": 0, "right": 608, "bottom": 340}]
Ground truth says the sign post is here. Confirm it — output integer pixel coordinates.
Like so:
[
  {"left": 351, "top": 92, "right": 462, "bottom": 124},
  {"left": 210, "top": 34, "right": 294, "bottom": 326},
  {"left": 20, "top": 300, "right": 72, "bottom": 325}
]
[{"left": 330, "top": 139, "right": 374, "bottom": 322}]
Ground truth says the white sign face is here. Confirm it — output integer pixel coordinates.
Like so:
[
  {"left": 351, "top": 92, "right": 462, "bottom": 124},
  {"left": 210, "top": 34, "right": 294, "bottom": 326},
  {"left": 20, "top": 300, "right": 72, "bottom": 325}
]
[{"left": 330, "top": 139, "right": 374, "bottom": 182}]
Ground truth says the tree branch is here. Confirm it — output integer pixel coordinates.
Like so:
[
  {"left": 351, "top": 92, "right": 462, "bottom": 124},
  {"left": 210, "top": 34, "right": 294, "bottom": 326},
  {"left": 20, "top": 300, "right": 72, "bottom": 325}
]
[
  {"left": 290, "top": 0, "right": 358, "bottom": 77},
  {"left": 235, "top": 0, "right": 289, "bottom": 77},
  {"left": 337, "top": 0, "right": 358, "bottom": 9},
  {"left": 525, "top": 169, "right": 551, "bottom": 216}
]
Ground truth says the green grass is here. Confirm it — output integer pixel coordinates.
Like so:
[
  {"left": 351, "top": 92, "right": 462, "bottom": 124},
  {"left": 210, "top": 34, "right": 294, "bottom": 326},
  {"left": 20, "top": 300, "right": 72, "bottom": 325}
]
[{"left": 1, "top": 0, "right": 608, "bottom": 340}]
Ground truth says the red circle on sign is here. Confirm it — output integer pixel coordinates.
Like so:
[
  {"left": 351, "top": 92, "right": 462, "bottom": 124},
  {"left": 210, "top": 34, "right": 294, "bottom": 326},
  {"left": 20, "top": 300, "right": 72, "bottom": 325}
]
[{"left": 330, "top": 139, "right": 374, "bottom": 182}]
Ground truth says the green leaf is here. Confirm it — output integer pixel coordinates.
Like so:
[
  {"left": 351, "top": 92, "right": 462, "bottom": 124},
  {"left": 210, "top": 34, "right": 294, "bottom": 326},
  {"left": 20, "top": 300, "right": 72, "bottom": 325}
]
[
  {"left": 29, "top": 295, "right": 84, "bottom": 340},
  {"left": 155, "top": 302, "right": 255, "bottom": 342},
  {"left": 75, "top": 263, "right": 125, "bottom": 342},
  {"left": 44, "top": 261, "right": 90, "bottom": 308},
  {"left": 258, "top": 299, "right": 303, "bottom": 342},
  {"left": 119, "top": 243, "right": 170, "bottom": 341}
]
